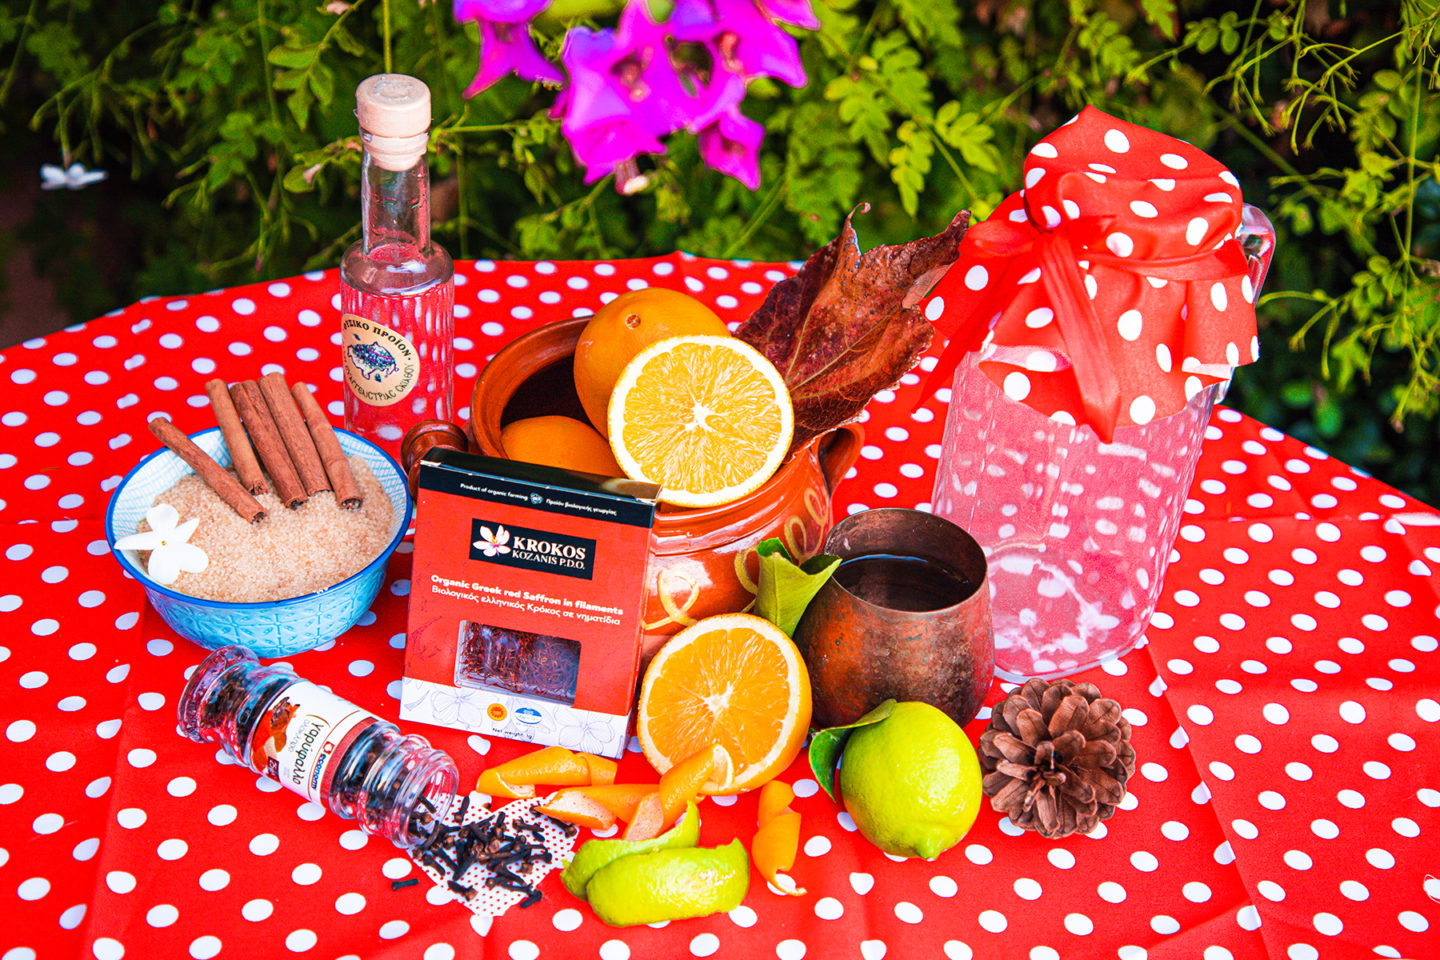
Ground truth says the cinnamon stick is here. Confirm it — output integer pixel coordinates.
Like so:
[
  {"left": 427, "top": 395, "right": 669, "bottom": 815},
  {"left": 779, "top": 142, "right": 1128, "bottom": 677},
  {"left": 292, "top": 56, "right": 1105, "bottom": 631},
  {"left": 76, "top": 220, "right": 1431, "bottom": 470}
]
[
  {"left": 146, "top": 418, "right": 266, "bottom": 524},
  {"left": 258, "top": 373, "right": 331, "bottom": 498},
  {"left": 291, "top": 381, "right": 363, "bottom": 509},
  {"left": 204, "top": 379, "right": 267, "bottom": 496},
  {"left": 231, "top": 381, "right": 307, "bottom": 508}
]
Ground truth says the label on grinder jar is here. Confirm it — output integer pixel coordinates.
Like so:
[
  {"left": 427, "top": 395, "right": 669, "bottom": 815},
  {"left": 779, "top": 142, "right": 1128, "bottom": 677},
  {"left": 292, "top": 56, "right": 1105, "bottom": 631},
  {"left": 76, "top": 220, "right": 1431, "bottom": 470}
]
[
  {"left": 342, "top": 314, "right": 420, "bottom": 407},
  {"left": 249, "top": 680, "right": 380, "bottom": 803}
]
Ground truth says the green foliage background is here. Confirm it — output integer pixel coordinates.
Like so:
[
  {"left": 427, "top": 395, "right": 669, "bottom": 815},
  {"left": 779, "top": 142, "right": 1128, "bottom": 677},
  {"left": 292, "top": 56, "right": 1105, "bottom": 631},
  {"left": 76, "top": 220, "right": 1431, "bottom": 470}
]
[{"left": 2, "top": 0, "right": 1438, "bottom": 503}]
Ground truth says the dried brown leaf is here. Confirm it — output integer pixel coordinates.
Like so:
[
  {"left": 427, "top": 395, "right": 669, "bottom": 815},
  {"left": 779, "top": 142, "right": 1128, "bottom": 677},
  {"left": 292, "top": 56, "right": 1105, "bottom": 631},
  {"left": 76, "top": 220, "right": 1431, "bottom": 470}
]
[{"left": 737, "top": 204, "right": 969, "bottom": 453}]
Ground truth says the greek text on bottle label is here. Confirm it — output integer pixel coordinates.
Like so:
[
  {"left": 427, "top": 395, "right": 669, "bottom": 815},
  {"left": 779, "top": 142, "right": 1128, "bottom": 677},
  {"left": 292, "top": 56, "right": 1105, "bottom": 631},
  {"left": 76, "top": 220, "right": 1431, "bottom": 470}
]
[
  {"left": 250, "top": 680, "right": 378, "bottom": 803},
  {"left": 342, "top": 314, "right": 420, "bottom": 407}
]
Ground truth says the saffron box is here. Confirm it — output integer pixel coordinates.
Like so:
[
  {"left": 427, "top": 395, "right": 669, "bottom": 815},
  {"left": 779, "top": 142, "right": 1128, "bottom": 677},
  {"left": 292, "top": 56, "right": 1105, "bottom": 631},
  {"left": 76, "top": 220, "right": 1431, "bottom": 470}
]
[{"left": 400, "top": 449, "right": 659, "bottom": 759}]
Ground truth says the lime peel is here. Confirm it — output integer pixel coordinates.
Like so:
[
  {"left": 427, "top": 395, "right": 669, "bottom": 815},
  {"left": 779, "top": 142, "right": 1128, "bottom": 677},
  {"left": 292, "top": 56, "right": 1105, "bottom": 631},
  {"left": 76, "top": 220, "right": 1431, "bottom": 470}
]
[
  {"left": 584, "top": 838, "right": 750, "bottom": 927},
  {"left": 560, "top": 801, "right": 700, "bottom": 899}
]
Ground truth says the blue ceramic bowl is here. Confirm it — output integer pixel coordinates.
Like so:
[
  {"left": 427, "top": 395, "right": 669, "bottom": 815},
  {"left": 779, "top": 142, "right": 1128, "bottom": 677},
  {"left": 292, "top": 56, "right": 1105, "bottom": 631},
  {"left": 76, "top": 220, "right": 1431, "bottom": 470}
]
[{"left": 106, "top": 426, "right": 412, "bottom": 658}]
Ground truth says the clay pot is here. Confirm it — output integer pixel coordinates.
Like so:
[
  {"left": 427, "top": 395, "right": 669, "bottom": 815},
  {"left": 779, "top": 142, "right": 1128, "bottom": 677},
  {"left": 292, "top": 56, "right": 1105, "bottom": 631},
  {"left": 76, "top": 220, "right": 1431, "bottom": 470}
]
[{"left": 467, "top": 317, "right": 863, "bottom": 665}]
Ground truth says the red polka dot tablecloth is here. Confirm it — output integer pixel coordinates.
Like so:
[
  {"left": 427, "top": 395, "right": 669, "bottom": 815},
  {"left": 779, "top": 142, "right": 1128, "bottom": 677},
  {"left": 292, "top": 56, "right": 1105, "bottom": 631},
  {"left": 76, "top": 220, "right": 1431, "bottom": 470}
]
[{"left": 2, "top": 254, "right": 1436, "bottom": 960}]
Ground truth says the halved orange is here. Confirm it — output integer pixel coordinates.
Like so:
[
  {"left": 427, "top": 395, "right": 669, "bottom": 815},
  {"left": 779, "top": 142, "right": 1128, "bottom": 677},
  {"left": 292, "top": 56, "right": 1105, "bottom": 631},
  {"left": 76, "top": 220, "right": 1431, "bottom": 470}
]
[
  {"left": 636, "top": 613, "right": 811, "bottom": 794},
  {"left": 607, "top": 336, "right": 793, "bottom": 508},
  {"left": 573, "top": 288, "right": 730, "bottom": 438}
]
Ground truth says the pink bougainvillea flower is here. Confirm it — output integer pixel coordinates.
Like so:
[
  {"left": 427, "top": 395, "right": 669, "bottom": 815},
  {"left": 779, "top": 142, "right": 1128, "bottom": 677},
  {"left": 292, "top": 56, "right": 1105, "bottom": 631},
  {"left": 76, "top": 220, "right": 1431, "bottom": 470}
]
[
  {"left": 671, "top": 0, "right": 808, "bottom": 89},
  {"left": 559, "top": 25, "right": 670, "bottom": 181},
  {"left": 558, "top": 5, "right": 750, "bottom": 182},
  {"left": 571, "top": 121, "right": 668, "bottom": 184},
  {"left": 463, "top": 17, "right": 565, "bottom": 96},
  {"left": 756, "top": 0, "right": 821, "bottom": 30},
  {"left": 455, "top": 0, "right": 820, "bottom": 190},
  {"left": 564, "top": 5, "right": 739, "bottom": 135},
  {"left": 606, "top": 3, "right": 707, "bottom": 132},
  {"left": 697, "top": 106, "right": 764, "bottom": 189},
  {"left": 453, "top": 0, "right": 548, "bottom": 24}
]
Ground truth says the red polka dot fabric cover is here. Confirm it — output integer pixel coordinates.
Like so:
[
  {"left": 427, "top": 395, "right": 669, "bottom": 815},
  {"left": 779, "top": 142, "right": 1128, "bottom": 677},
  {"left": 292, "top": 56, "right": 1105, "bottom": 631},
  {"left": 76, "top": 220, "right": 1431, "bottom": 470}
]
[
  {"left": 2, "top": 255, "right": 1436, "bottom": 960},
  {"left": 929, "top": 106, "right": 1260, "bottom": 442}
]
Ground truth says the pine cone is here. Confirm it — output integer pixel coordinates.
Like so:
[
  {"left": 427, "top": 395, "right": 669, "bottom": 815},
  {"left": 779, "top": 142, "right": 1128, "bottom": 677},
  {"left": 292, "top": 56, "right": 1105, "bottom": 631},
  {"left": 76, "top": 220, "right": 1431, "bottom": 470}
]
[{"left": 978, "top": 678, "right": 1136, "bottom": 839}]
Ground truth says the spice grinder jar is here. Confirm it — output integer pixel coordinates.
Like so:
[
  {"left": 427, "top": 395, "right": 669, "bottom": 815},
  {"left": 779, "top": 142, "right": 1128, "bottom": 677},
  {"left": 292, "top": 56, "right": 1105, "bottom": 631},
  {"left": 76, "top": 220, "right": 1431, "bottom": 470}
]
[{"left": 178, "top": 645, "right": 458, "bottom": 849}]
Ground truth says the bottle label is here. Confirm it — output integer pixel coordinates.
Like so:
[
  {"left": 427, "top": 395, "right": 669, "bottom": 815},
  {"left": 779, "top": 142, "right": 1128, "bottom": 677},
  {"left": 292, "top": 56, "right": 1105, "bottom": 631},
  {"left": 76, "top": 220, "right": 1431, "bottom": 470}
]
[
  {"left": 342, "top": 314, "right": 421, "bottom": 407},
  {"left": 250, "top": 680, "right": 379, "bottom": 802}
]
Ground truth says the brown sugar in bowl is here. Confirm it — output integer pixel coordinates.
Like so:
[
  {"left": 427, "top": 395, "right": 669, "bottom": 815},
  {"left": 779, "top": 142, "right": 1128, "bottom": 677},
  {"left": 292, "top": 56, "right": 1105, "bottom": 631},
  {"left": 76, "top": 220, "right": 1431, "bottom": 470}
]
[{"left": 466, "top": 316, "right": 863, "bottom": 666}]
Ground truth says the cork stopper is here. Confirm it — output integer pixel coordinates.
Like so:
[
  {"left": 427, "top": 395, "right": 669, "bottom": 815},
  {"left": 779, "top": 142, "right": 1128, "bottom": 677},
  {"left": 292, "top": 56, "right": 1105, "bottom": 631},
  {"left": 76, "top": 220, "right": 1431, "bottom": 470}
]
[{"left": 356, "top": 74, "right": 431, "bottom": 171}]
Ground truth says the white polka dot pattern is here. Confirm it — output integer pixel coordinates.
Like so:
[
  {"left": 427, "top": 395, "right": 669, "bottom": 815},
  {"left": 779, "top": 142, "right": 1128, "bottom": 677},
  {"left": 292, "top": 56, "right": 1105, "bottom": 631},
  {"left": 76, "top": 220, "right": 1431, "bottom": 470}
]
[
  {"left": 928, "top": 106, "right": 1263, "bottom": 439},
  {"left": 0, "top": 254, "right": 1433, "bottom": 959}
]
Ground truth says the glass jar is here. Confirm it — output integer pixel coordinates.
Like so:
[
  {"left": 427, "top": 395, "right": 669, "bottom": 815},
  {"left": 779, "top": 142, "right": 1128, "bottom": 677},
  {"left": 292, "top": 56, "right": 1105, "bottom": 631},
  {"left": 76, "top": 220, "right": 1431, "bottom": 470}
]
[
  {"left": 178, "top": 645, "right": 458, "bottom": 848},
  {"left": 933, "top": 364, "right": 1217, "bottom": 680},
  {"left": 931, "top": 205, "right": 1274, "bottom": 680}
]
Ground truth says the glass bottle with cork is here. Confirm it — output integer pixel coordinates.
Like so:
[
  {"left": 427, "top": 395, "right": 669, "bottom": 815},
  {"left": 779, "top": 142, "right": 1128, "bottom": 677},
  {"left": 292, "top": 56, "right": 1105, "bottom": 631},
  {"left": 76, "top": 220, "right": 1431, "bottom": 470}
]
[{"left": 341, "top": 73, "right": 454, "bottom": 460}]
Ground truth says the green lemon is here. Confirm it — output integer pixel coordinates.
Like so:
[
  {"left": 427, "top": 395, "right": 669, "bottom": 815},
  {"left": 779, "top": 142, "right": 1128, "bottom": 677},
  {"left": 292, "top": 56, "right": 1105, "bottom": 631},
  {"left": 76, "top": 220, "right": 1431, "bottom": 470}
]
[
  {"left": 837, "top": 701, "right": 982, "bottom": 860},
  {"left": 561, "top": 802, "right": 701, "bottom": 900},
  {"left": 584, "top": 839, "right": 750, "bottom": 927}
]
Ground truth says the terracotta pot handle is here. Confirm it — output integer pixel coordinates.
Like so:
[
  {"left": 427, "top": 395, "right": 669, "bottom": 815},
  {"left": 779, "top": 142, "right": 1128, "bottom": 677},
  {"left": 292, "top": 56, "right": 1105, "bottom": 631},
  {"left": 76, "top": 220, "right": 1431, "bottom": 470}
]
[
  {"left": 817, "top": 423, "right": 864, "bottom": 496},
  {"left": 399, "top": 419, "right": 469, "bottom": 497}
]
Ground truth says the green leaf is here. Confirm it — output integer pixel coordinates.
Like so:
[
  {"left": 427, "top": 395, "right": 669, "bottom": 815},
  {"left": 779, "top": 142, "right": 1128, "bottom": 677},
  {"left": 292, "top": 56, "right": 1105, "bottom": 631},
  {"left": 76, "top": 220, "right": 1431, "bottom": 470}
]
[
  {"left": 1140, "top": 0, "right": 1178, "bottom": 40},
  {"left": 286, "top": 89, "right": 313, "bottom": 128},
  {"left": 267, "top": 43, "right": 318, "bottom": 69},
  {"left": 893, "top": 0, "right": 961, "bottom": 48},
  {"left": 806, "top": 699, "right": 897, "bottom": 800},
  {"left": 273, "top": 67, "right": 307, "bottom": 91},
  {"left": 1280, "top": 381, "right": 1312, "bottom": 407},
  {"left": 26, "top": 23, "right": 85, "bottom": 80},
  {"left": 938, "top": 110, "right": 1001, "bottom": 173},
  {"left": 1186, "top": 19, "right": 1219, "bottom": 54},
  {"left": 889, "top": 121, "right": 934, "bottom": 217},
  {"left": 332, "top": 23, "right": 366, "bottom": 58},
  {"left": 1374, "top": 69, "right": 1403, "bottom": 91},
  {"left": 308, "top": 61, "right": 335, "bottom": 106},
  {"left": 283, "top": 165, "right": 316, "bottom": 193},
  {"left": 1315, "top": 396, "right": 1343, "bottom": 437},
  {"left": 754, "top": 538, "right": 840, "bottom": 637}
]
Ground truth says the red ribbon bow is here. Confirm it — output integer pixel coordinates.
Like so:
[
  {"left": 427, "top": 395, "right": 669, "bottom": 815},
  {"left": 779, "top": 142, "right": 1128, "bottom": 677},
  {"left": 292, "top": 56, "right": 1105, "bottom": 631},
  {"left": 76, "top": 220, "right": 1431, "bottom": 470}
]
[{"left": 928, "top": 107, "right": 1263, "bottom": 442}]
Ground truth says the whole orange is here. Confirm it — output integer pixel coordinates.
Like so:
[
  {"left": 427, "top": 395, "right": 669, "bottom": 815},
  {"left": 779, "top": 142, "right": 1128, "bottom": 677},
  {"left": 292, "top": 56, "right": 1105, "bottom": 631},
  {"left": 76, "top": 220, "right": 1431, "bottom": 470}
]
[
  {"left": 573, "top": 288, "right": 729, "bottom": 437},
  {"left": 501, "top": 415, "right": 624, "bottom": 477}
]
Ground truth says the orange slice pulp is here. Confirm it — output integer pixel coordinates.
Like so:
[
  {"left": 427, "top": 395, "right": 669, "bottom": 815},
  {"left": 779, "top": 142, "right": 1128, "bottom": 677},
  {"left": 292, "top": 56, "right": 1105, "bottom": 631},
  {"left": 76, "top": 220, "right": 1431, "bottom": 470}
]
[
  {"left": 636, "top": 613, "right": 811, "bottom": 794},
  {"left": 607, "top": 336, "right": 793, "bottom": 509}
]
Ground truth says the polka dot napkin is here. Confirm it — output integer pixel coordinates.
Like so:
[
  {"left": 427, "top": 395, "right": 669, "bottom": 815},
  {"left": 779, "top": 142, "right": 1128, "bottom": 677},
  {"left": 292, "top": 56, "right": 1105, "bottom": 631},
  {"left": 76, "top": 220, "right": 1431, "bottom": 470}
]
[{"left": 930, "top": 106, "right": 1264, "bottom": 442}]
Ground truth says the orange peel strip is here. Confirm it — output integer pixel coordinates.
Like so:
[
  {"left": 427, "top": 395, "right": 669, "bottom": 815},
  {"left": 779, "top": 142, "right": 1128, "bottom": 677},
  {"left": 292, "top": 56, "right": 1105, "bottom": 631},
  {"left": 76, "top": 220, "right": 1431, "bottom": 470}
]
[
  {"left": 486, "top": 745, "right": 592, "bottom": 786},
  {"left": 566, "top": 784, "right": 656, "bottom": 823},
  {"left": 475, "top": 768, "right": 535, "bottom": 800},
  {"left": 752, "top": 809, "right": 805, "bottom": 896},
  {"left": 620, "top": 793, "right": 666, "bottom": 842},
  {"left": 757, "top": 780, "right": 795, "bottom": 826},
  {"left": 581, "top": 754, "right": 618, "bottom": 786},
  {"left": 658, "top": 746, "right": 725, "bottom": 828},
  {"left": 535, "top": 791, "right": 618, "bottom": 831}
]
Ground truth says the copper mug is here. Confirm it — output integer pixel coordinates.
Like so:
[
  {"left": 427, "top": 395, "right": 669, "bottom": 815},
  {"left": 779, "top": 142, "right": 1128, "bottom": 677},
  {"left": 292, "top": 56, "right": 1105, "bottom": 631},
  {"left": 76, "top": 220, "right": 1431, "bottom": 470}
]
[{"left": 792, "top": 508, "right": 993, "bottom": 729}]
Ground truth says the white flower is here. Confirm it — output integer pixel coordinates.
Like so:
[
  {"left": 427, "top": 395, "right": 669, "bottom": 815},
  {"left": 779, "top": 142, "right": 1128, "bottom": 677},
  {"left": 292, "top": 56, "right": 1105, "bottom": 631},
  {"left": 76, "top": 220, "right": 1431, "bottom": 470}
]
[
  {"left": 473, "top": 525, "right": 511, "bottom": 557},
  {"left": 115, "top": 503, "right": 209, "bottom": 586},
  {"left": 40, "top": 162, "right": 108, "bottom": 191}
]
